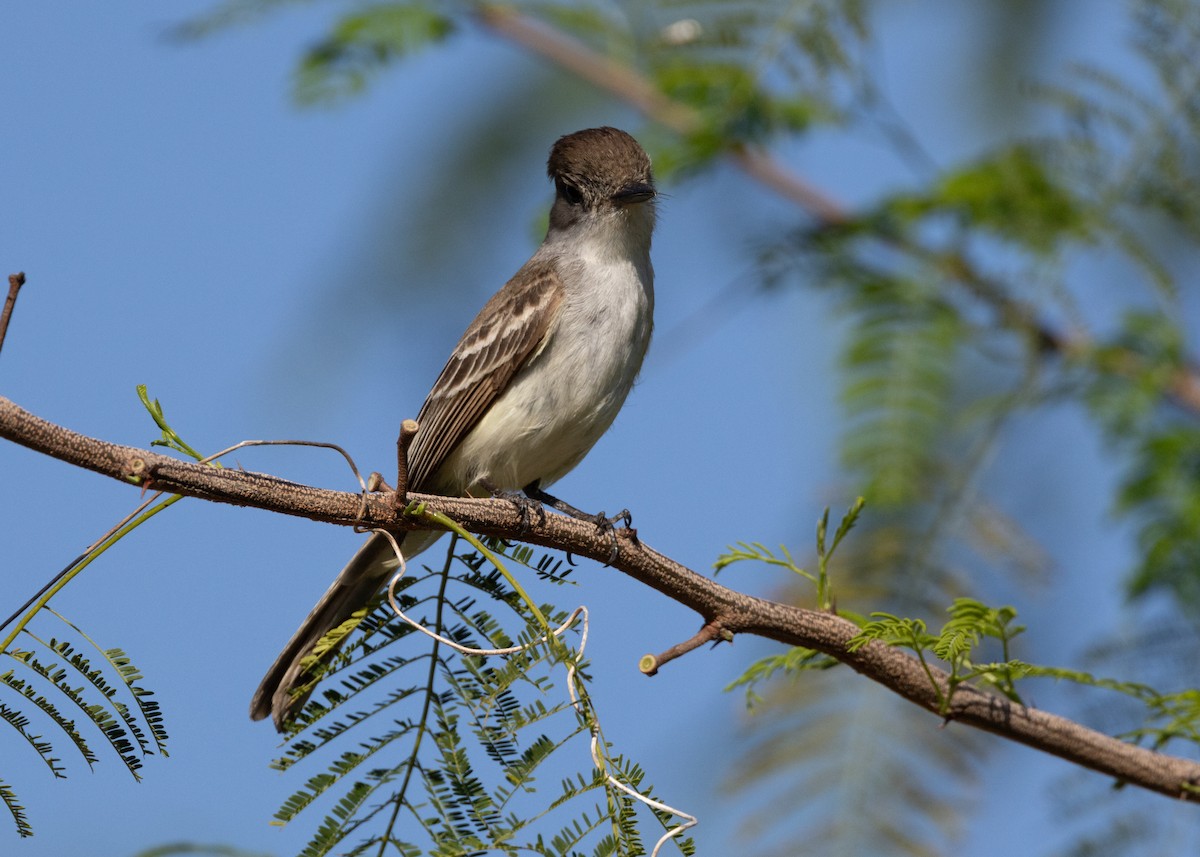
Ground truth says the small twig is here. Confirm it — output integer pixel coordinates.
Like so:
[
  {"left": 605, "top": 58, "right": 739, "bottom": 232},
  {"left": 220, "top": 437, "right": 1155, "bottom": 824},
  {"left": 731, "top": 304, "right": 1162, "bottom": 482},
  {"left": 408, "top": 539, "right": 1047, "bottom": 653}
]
[
  {"left": 639, "top": 621, "right": 730, "bottom": 676},
  {"left": 0, "top": 487, "right": 168, "bottom": 636},
  {"left": 0, "top": 272, "right": 26, "bottom": 357},
  {"left": 2, "top": 435, "right": 368, "bottom": 645},
  {"left": 395, "top": 418, "right": 418, "bottom": 509},
  {"left": 727, "top": 146, "right": 848, "bottom": 224}
]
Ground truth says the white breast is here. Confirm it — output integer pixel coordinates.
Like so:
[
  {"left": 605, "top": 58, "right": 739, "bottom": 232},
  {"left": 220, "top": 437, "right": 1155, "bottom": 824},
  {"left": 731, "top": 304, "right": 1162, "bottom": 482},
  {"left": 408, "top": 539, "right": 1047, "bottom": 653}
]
[{"left": 440, "top": 209, "right": 655, "bottom": 493}]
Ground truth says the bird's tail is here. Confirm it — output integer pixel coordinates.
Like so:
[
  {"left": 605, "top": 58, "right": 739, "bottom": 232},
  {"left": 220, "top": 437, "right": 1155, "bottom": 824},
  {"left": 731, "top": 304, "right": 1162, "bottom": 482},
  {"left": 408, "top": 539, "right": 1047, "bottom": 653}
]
[{"left": 250, "top": 530, "right": 439, "bottom": 731}]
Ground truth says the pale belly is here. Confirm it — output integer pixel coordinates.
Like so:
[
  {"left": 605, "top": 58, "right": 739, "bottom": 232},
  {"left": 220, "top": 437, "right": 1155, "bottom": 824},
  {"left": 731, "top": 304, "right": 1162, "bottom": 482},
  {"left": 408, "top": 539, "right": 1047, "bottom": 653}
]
[{"left": 433, "top": 268, "right": 652, "bottom": 494}]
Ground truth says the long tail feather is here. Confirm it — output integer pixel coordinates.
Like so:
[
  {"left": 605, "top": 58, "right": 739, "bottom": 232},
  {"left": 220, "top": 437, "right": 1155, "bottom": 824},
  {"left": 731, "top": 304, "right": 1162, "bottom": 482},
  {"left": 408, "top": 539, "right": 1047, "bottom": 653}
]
[{"left": 250, "top": 531, "right": 439, "bottom": 731}]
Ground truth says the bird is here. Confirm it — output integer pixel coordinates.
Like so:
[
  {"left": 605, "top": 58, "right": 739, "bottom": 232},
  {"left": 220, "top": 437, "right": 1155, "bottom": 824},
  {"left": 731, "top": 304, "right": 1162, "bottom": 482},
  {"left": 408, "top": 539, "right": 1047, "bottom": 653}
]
[{"left": 251, "top": 127, "right": 658, "bottom": 731}]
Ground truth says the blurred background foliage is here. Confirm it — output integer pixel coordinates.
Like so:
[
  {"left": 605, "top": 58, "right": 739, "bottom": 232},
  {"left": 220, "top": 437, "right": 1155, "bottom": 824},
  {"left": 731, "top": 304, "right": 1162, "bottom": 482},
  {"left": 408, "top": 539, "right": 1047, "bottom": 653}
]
[{"left": 173, "top": 0, "right": 1200, "bottom": 854}]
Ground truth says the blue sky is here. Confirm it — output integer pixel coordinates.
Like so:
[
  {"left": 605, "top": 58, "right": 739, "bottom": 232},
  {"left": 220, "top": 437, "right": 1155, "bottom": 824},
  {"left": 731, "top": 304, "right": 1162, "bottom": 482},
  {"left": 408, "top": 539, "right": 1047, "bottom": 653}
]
[{"left": 1, "top": 3, "right": 1192, "bottom": 856}]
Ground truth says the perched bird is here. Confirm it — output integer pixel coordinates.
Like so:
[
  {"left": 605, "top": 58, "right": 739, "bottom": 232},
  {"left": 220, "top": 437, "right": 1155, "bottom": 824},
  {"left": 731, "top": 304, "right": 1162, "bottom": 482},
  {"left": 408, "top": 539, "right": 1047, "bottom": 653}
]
[{"left": 251, "top": 127, "right": 658, "bottom": 730}]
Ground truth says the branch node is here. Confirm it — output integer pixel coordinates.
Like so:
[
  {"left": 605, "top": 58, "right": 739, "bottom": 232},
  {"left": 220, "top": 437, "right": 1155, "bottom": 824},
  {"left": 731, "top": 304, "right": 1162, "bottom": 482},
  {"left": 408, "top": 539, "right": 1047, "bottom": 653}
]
[
  {"left": 395, "top": 418, "right": 419, "bottom": 510},
  {"left": 125, "top": 457, "right": 148, "bottom": 484},
  {"left": 366, "top": 472, "right": 393, "bottom": 493}
]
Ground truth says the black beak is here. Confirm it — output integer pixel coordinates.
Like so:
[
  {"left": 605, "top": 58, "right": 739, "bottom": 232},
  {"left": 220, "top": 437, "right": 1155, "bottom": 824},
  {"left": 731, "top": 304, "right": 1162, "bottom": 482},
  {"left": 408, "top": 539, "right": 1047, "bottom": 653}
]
[{"left": 613, "top": 182, "right": 656, "bottom": 205}]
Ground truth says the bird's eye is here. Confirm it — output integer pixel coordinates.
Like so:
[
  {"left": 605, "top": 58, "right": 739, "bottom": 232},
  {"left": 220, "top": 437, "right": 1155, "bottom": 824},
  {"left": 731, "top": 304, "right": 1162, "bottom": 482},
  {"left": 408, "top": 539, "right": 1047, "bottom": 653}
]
[{"left": 557, "top": 179, "right": 583, "bottom": 206}]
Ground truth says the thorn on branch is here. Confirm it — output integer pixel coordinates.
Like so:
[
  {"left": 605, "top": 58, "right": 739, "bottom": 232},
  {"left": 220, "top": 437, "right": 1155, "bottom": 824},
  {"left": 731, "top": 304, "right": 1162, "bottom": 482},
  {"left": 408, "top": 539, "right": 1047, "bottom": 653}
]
[{"left": 639, "top": 621, "right": 730, "bottom": 676}]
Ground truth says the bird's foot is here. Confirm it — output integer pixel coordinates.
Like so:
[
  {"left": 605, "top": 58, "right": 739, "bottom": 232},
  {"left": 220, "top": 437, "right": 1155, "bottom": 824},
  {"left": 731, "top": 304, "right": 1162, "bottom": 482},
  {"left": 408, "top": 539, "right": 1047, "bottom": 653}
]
[
  {"left": 523, "top": 481, "right": 634, "bottom": 565},
  {"left": 581, "top": 508, "right": 633, "bottom": 565}
]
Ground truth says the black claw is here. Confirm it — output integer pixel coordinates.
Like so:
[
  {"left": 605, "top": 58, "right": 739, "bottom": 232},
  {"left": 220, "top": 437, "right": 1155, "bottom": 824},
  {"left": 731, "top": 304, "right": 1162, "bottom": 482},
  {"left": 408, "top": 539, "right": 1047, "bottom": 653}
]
[
  {"left": 513, "top": 494, "right": 546, "bottom": 533},
  {"left": 587, "top": 512, "right": 622, "bottom": 565}
]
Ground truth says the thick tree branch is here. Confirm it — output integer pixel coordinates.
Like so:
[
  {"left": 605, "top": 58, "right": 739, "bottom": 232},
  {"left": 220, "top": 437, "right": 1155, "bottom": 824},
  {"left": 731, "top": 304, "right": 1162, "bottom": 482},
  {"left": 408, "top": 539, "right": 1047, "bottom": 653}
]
[{"left": 2, "top": 394, "right": 1198, "bottom": 803}]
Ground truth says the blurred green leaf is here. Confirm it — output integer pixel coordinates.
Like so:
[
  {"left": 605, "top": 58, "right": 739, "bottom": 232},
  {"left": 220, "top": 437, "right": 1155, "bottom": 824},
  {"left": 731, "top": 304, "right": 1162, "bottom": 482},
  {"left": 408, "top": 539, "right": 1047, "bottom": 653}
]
[
  {"left": 295, "top": 3, "right": 454, "bottom": 104},
  {"left": 885, "top": 144, "right": 1091, "bottom": 253}
]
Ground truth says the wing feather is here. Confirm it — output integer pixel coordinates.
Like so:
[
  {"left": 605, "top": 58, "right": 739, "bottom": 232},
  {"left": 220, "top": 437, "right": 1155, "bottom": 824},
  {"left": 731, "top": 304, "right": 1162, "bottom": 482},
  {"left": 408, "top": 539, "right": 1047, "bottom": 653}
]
[{"left": 406, "top": 260, "right": 564, "bottom": 490}]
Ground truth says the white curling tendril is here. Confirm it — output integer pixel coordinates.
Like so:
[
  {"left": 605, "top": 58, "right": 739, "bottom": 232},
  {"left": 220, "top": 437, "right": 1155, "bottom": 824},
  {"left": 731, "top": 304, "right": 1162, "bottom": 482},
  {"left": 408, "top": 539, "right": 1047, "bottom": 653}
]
[{"left": 380, "top": 529, "right": 697, "bottom": 855}]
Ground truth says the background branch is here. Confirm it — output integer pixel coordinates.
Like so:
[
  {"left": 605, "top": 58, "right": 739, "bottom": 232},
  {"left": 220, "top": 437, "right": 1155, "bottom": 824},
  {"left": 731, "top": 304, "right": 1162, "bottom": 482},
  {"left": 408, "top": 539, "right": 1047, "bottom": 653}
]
[
  {"left": 475, "top": 5, "right": 1200, "bottom": 416},
  {"left": 2, "top": 392, "right": 1197, "bottom": 803}
]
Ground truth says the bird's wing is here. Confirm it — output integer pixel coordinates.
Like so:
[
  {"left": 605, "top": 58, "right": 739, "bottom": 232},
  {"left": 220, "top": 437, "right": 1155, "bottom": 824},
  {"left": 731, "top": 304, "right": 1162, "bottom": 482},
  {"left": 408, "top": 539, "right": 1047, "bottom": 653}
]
[
  {"left": 250, "top": 261, "right": 564, "bottom": 731},
  {"left": 405, "top": 260, "right": 564, "bottom": 490}
]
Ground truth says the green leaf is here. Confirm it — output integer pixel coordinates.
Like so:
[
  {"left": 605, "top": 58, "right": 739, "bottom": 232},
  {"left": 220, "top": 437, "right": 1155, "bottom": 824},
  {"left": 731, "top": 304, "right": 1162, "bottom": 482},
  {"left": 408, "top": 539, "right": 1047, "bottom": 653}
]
[
  {"left": 0, "top": 779, "right": 31, "bottom": 838},
  {"left": 296, "top": 4, "right": 454, "bottom": 104},
  {"left": 934, "top": 144, "right": 1091, "bottom": 252},
  {"left": 267, "top": 535, "right": 687, "bottom": 854},
  {"left": 725, "top": 647, "right": 840, "bottom": 708}
]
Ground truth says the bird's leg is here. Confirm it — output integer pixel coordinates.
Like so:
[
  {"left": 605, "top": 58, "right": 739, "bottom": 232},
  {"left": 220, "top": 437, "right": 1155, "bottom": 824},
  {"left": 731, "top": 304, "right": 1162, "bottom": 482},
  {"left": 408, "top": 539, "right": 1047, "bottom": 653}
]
[
  {"left": 523, "top": 480, "right": 632, "bottom": 564},
  {"left": 480, "top": 478, "right": 544, "bottom": 533}
]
